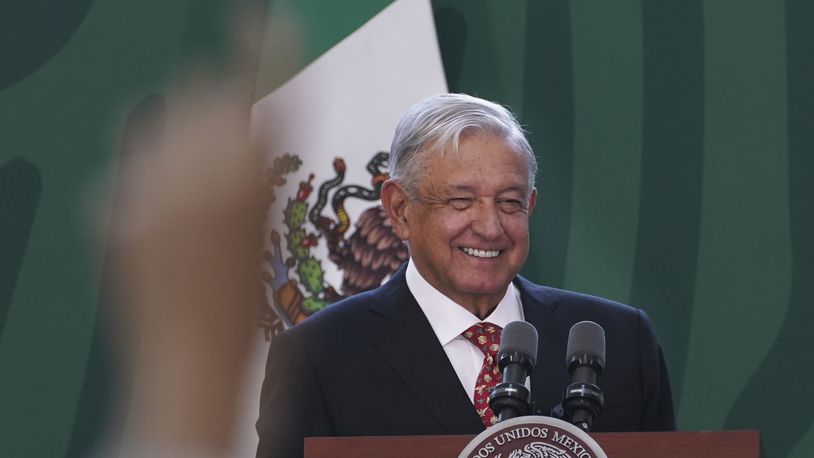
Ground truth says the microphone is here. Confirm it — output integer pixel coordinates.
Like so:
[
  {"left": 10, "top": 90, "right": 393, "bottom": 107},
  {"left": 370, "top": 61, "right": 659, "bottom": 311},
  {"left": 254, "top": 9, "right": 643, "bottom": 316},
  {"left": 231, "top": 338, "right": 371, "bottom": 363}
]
[
  {"left": 562, "top": 321, "right": 605, "bottom": 432},
  {"left": 489, "top": 321, "right": 538, "bottom": 422}
]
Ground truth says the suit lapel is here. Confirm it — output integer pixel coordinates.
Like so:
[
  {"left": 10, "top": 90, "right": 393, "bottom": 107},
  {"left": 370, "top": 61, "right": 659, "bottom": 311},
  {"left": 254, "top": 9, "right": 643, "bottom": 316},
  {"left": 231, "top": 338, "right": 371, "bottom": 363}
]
[{"left": 367, "top": 268, "right": 483, "bottom": 433}]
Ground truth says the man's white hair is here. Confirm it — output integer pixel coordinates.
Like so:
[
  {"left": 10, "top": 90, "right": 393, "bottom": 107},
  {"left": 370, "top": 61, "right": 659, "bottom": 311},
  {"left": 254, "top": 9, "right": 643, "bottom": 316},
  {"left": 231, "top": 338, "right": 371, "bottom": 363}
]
[{"left": 388, "top": 93, "right": 537, "bottom": 199}]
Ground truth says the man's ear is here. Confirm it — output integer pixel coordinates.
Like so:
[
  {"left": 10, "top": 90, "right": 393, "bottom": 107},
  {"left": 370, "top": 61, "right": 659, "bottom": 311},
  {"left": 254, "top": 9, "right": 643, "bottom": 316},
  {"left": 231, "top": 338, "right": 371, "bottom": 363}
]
[
  {"left": 380, "top": 180, "right": 411, "bottom": 240},
  {"left": 528, "top": 187, "right": 538, "bottom": 215}
]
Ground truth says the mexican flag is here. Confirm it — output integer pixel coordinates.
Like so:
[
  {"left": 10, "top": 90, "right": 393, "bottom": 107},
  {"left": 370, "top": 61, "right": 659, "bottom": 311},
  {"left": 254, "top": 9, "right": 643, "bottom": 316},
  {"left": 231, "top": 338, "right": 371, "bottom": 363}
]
[{"left": 234, "top": 0, "right": 447, "bottom": 453}]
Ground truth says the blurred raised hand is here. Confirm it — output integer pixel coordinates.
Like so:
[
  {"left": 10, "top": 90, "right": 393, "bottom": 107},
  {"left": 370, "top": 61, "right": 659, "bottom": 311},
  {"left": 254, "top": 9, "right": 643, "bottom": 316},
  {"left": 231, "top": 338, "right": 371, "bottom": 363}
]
[
  {"left": 101, "top": 75, "right": 267, "bottom": 456},
  {"left": 73, "top": 0, "right": 282, "bottom": 439}
]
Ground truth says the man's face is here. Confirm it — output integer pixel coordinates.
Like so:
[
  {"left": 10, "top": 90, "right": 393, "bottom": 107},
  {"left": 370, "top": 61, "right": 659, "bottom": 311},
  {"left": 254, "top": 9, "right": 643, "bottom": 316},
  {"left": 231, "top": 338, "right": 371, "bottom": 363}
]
[{"left": 400, "top": 133, "right": 537, "bottom": 313}]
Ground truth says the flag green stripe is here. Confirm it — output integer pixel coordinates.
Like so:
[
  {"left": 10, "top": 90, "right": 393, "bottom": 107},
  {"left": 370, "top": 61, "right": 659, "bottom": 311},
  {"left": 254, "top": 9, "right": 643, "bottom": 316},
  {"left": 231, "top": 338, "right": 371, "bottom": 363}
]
[
  {"left": 276, "top": 0, "right": 393, "bottom": 64},
  {"left": 564, "top": 0, "right": 642, "bottom": 303},
  {"left": 630, "top": 0, "right": 704, "bottom": 411},
  {"left": 724, "top": 2, "right": 814, "bottom": 456},
  {"left": 258, "top": 0, "right": 393, "bottom": 93},
  {"left": 521, "top": 0, "right": 575, "bottom": 288}
]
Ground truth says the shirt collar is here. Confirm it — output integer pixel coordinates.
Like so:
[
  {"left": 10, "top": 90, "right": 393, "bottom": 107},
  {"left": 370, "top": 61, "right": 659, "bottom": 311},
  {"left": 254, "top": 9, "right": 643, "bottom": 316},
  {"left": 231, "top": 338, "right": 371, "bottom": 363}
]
[{"left": 406, "top": 259, "right": 523, "bottom": 346}]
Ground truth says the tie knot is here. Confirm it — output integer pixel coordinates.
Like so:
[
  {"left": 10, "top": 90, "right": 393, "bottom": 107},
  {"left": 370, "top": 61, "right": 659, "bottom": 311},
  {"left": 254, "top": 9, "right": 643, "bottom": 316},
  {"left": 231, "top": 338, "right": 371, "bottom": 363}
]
[{"left": 462, "top": 322, "right": 502, "bottom": 357}]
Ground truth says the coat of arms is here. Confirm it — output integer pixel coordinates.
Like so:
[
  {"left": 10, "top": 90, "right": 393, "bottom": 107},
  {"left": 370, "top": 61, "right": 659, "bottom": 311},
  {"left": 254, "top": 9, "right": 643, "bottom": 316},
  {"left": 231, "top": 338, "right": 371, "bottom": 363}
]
[{"left": 259, "top": 152, "right": 408, "bottom": 338}]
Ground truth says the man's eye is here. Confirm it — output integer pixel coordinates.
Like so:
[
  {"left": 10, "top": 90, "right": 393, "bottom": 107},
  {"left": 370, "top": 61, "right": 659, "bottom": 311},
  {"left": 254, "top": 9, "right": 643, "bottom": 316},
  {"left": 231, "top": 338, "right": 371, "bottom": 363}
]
[
  {"left": 498, "top": 199, "right": 525, "bottom": 212},
  {"left": 448, "top": 198, "right": 473, "bottom": 210}
]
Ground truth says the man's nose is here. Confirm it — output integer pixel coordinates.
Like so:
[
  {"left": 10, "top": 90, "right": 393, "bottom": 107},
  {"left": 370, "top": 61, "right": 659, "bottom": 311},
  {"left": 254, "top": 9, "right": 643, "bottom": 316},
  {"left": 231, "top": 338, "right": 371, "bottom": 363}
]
[{"left": 471, "top": 202, "right": 504, "bottom": 239}]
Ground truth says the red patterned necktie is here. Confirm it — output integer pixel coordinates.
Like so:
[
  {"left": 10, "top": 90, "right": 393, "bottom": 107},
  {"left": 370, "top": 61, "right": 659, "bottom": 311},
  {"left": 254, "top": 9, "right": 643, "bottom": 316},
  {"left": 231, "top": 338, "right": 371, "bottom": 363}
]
[{"left": 462, "top": 322, "right": 502, "bottom": 427}]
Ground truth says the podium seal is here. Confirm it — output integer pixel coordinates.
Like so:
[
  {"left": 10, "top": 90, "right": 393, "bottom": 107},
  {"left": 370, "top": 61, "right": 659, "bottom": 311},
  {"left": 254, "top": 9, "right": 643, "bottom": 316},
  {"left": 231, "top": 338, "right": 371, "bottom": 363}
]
[{"left": 458, "top": 416, "right": 607, "bottom": 458}]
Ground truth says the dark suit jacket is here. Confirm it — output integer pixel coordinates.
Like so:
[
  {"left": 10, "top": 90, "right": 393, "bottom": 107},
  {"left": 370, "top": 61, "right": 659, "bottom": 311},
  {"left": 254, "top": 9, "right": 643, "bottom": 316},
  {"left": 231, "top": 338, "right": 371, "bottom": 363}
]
[{"left": 256, "top": 266, "right": 674, "bottom": 458}]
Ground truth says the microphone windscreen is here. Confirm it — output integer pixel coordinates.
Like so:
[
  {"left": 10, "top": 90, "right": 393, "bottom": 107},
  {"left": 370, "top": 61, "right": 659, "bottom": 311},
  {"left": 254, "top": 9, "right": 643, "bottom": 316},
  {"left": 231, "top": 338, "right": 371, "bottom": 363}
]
[
  {"left": 499, "top": 321, "right": 538, "bottom": 367},
  {"left": 566, "top": 321, "right": 606, "bottom": 368}
]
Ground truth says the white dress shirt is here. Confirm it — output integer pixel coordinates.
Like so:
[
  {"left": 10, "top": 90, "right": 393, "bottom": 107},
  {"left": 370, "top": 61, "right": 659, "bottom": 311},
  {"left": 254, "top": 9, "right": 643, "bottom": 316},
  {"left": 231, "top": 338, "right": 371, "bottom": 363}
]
[{"left": 405, "top": 259, "right": 524, "bottom": 402}]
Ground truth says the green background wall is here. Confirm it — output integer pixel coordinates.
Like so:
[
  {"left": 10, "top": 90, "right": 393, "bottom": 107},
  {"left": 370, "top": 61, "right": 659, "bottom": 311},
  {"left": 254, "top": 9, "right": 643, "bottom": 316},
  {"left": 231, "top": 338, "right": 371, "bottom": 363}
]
[{"left": 1, "top": 1, "right": 811, "bottom": 456}]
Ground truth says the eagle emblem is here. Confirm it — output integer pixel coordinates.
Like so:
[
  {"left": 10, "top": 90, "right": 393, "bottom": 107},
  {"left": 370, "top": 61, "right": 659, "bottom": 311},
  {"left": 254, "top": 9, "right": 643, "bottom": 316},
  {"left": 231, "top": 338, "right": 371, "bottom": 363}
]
[
  {"left": 259, "top": 152, "right": 408, "bottom": 339},
  {"left": 507, "top": 442, "right": 570, "bottom": 458}
]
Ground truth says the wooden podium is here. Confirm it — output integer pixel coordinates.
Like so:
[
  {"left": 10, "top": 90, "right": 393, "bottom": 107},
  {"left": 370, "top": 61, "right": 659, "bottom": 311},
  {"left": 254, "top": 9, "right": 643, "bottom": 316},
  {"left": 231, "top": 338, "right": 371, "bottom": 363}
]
[{"left": 305, "top": 430, "right": 763, "bottom": 458}]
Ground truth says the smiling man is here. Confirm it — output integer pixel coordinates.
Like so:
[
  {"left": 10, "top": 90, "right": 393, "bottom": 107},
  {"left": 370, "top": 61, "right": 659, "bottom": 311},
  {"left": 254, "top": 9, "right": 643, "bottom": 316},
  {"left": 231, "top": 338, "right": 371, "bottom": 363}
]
[
  {"left": 386, "top": 130, "right": 535, "bottom": 319},
  {"left": 256, "top": 94, "right": 675, "bottom": 458}
]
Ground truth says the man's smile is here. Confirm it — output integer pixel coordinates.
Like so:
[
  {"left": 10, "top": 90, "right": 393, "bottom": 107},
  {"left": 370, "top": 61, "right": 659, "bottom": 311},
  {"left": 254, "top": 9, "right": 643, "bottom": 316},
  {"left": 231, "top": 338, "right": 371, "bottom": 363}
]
[{"left": 459, "top": 247, "right": 502, "bottom": 258}]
